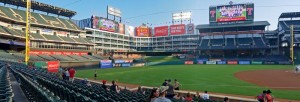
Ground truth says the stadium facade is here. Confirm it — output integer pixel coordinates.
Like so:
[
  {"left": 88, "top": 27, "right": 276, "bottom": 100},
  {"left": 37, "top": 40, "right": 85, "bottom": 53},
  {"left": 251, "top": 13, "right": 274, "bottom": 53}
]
[{"left": 0, "top": 1, "right": 299, "bottom": 64}]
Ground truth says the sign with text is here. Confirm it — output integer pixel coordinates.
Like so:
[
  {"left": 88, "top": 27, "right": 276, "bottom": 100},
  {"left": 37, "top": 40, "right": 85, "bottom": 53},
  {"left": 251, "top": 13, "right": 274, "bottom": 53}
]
[
  {"left": 100, "top": 60, "right": 113, "bottom": 68},
  {"left": 170, "top": 24, "right": 185, "bottom": 35},
  {"left": 47, "top": 61, "right": 60, "bottom": 72},
  {"left": 154, "top": 26, "right": 168, "bottom": 36}
]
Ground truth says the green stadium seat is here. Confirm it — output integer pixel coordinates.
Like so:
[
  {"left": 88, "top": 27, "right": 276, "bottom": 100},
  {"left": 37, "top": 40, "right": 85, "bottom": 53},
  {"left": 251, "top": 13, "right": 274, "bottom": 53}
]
[
  {"left": 42, "top": 34, "right": 63, "bottom": 41},
  {"left": 59, "top": 36, "right": 76, "bottom": 42}
]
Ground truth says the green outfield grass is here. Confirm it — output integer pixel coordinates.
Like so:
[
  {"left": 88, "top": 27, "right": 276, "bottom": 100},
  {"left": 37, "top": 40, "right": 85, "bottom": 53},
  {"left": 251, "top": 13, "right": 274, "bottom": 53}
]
[{"left": 76, "top": 65, "right": 300, "bottom": 100}]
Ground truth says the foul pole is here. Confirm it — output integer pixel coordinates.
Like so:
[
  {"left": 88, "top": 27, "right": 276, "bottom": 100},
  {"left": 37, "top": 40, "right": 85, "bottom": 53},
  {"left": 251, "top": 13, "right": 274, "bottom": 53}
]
[
  {"left": 25, "top": 0, "right": 31, "bottom": 65},
  {"left": 290, "top": 25, "right": 294, "bottom": 66}
]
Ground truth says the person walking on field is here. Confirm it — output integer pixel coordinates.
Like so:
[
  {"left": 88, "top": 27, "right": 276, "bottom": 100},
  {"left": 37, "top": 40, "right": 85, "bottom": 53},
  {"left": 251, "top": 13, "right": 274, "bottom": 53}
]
[
  {"left": 69, "top": 68, "right": 76, "bottom": 82},
  {"left": 94, "top": 70, "right": 98, "bottom": 80}
]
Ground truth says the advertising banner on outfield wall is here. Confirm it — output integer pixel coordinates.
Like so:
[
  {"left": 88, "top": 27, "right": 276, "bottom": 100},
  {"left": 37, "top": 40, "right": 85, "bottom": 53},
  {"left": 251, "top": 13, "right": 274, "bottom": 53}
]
[
  {"left": 114, "top": 60, "right": 125, "bottom": 64},
  {"left": 217, "top": 61, "right": 226, "bottom": 64},
  {"left": 186, "top": 24, "right": 194, "bottom": 34},
  {"left": 47, "top": 61, "right": 60, "bottom": 73},
  {"left": 251, "top": 61, "right": 263, "bottom": 65},
  {"left": 239, "top": 61, "right": 250, "bottom": 65},
  {"left": 206, "top": 61, "right": 217, "bottom": 64},
  {"left": 100, "top": 60, "right": 113, "bottom": 68},
  {"left": 133, "top": 63, "right": 145, "bottom": 67},
  {"left": 121, "top": 63, "right": 131, "bottom": 67},
  {"left": 185, "top": 61, "right": 194, "bottom": 65},
  {"left": 264, "top": 61, "right": 275, "bottom": 65},
  {"left": 278, "top": 61, "right": 291, "bottom": 65},
  {"left": 227, "top": 61, "right": 238, "bottom": 65},
  {"left": 170, "top": 24, "right": 185, "bottom": 35},
  {"left": 210, "top": 59, "right": 222, "bottom": 61},
  {"left": 197, "top": 60, "right": 204, "bottom": 64},
  {"left": 154, "top": 26, "right": 169, "bottom": 37}
]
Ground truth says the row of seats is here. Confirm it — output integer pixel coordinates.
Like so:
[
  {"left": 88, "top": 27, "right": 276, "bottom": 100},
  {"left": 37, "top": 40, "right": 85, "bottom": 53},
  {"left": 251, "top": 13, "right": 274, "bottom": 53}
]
[
  {"left": 10, "top": 64, "right": 149, "bottom": 102},
  {"left": 0, "top": 6, "right": 80, "bottom": 31},
  {"left": 0, "top": 64, "right": 13, "bottom": 102},
  {"left": 199, "top": 37, "right": 268, "bottom": 49},
  {"left": 10, "top": 65, "right": 65, "bottom": 102},
  {"left": 0, "top": 50, "right": 104, "bottom": 62}
]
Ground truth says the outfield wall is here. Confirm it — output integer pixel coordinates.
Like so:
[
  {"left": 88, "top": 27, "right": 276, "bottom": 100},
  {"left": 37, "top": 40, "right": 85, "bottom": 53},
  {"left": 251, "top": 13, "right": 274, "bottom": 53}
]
[{"left": 147, "top": 60, "right": 291, "bottom": 66}]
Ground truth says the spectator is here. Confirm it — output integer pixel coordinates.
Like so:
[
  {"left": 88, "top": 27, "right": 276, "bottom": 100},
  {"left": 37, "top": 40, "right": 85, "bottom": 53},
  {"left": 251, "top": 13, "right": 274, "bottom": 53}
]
[
  {"left": 64, "top": 69, "right": 70, "bottom": 81},
  {"left": 148, "top": 88, "right": 159, "bottom": 102},
  {"left": 224, "top": 97, "right": 229, "bottom": 102},
  {"left": 137, "top": 86, "right": 145, "bottom": 94},
  {"left": 58, "top": 67, "right": 63, "bottom": 79},
  {"left": 193, "top": 91, "right": 201, "bottom": 101},
  {"left": 110, "top": 80, "right": 120, "bottom": 93},
  {"left": 185, "top": 92, "right": 193, "bottom": 102},
  {"left": 173, "top": 93, "right": 184, "bottom": 100},
  {"left": 153, "top": 86, "right": 171, "bottom": 102},
  {"left": 256, "top": 90, "right": 267, "bottom": 102},
  {"left": 94, "top": 70, "right": 98, "bottom": 80},
  {"left": 162, "top": 79, "right": 168, "bottom": 86},
  {"left": 166, "top": 79, "right": 175, "bottom": 98},
  {"left": 62, "top": 68, "right": 66, "bottom": 80},
  {"left": 174, "top": 79, "right": 182, "bottom": 90},
  {"left": 202, "top": 91, "right": 210, "bottom": 100},
  {"left": 69, "top": 68, "right": 76, "bottom": 82},
  {"left": 86, "top": 81, "right": 91, "bottom": 86},
  {"left": 80, "top": 78, "right": 88, "bottom": 85},
  {"left": 265, "top": 90, "right": 273, "bottom": 102},
  {"left": 101, "top": 80, "right": 109, "bottom": 91}
]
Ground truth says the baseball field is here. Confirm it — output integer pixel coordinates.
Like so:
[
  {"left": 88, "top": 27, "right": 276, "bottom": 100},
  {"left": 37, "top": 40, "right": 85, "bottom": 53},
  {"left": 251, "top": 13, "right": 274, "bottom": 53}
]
[{"left": 76, "top": 65, "right": 300, "bottom": 100}]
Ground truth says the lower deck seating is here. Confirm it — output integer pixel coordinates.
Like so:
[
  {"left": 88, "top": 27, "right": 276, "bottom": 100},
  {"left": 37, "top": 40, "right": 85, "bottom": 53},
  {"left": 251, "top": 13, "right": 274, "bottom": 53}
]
[{"left": 0, "top": 64, "right": 13, "bottom": 102}]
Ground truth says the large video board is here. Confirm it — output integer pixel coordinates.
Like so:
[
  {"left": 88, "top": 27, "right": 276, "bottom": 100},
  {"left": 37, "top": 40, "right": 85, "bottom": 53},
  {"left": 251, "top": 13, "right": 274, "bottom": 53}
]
[{"left": 209, "top": 3, "right": 254, "bottom": 23}]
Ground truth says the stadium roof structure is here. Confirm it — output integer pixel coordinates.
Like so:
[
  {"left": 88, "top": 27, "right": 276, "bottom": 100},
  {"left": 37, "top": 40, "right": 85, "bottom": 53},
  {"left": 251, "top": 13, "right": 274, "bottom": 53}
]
[
  {"left": 0, "top": 0, "right": 76, "bottom": 18},
  {"left": 279, "top": 12, "right": 300, "bottom": 19},
  {"left": 196, "top": 21, "right": 270, "bottom": 29}
]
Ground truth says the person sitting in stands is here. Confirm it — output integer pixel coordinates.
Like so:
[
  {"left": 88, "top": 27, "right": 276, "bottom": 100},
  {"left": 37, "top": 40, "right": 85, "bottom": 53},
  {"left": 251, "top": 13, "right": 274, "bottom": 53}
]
[
  {"left": 137, "top": 86, "right": 145, "bottom": 94},
  {"left": 193, "top": 91, "right": 201, "bottom": 101},
  {"left": 185, "top": 92, "right": 193, "bottom": 102},
  {"left": 86, "top": 81, "right": 91, "bottom": 86},
  {"left": 148, "top": 88, "right": 159, "bottom": 102},
  {"left": 110, "top": 80, "right": 120, "bottom": 93},
  {"left": 80, "top": 78, "right": 88, "bottom": 85},
  {"left": 224, "top": 97, "right": 229, "bottom": 102},
  {"left": 153, "top": 86, "right": 171, "bottom": 102},
  {"left": 202, "top": 91, "right": 210, "bottom": 100},
  {"left": 173, "top": 93, "right": 185, "bottom": 100},
  {"left": 102, "top": 80, "right": 109, "bottom": 91}
]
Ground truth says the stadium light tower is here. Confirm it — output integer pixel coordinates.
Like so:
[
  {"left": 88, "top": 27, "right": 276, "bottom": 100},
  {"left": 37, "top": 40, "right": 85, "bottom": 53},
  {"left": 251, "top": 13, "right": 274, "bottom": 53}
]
[
  {"left": 172, "top": 11, "right": 192, "bottom": 24},
  {"left": 25, "top": 0, "right": 31, "bottom": 65}
]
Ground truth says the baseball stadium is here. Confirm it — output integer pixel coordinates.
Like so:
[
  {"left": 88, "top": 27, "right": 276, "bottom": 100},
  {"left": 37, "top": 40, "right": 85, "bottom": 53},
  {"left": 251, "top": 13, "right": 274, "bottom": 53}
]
[{"left": 0, "top": 0, "right": 300, "bottom": 102}]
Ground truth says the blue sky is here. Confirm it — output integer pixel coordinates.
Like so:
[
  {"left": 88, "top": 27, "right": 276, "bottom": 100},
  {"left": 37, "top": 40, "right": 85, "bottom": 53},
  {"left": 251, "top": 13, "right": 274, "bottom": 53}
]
[{"left": 35, "top": 0, "right": 300, "bottom": 30}]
